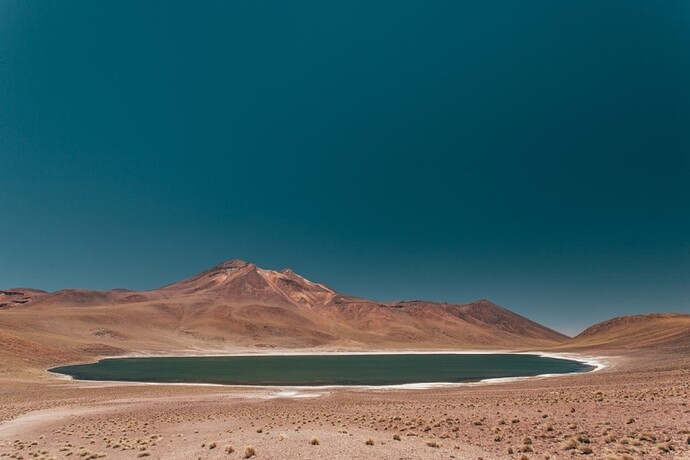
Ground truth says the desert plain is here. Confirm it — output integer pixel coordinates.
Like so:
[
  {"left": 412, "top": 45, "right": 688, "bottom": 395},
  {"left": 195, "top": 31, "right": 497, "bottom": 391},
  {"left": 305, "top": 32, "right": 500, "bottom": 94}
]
[{"left": 1, "top": 261, "right": 689, "bottom": 460}]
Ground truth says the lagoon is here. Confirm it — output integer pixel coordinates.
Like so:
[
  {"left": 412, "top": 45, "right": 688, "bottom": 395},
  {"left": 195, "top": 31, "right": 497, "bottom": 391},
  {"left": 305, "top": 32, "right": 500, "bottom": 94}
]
[{"left": 50, "top": 353, "right": 594, "bottom": 387}]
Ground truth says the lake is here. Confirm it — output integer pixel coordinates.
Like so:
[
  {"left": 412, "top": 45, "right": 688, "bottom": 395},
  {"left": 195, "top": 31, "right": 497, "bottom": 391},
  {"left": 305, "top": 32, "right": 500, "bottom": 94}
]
[{"left": 49, "top": 353, "right": 594, "bottom": 386}]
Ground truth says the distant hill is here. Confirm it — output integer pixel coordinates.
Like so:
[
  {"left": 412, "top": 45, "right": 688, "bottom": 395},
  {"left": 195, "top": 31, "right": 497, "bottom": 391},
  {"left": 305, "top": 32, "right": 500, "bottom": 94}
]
[{"left": 563, "top": 313, "right": 690, "bottom": 351}]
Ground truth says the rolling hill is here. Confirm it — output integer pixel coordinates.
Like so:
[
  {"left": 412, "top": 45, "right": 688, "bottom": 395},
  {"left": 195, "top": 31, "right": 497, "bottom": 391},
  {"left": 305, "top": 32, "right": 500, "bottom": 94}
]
[{"left": 563, "top": 313, "right": 690, "bottom": 351}]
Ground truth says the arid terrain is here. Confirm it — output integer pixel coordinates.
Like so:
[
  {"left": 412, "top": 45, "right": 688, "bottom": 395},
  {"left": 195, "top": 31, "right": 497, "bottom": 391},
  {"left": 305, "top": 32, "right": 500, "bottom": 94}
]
[{"left": 1, "top": 260, "right": 689, "bottom": 459}]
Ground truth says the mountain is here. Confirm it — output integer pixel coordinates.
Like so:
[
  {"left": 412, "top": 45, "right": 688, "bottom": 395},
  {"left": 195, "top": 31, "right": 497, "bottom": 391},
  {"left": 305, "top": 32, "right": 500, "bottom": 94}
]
[
  {"left": 563, "top": 313, "right": 690, "bottom": 351},
  {"left": 157, "top": 259, "right": 340, "bottom": 306},
  {"left": 0, "top": 260, "right": 571, "bottom": 361}
]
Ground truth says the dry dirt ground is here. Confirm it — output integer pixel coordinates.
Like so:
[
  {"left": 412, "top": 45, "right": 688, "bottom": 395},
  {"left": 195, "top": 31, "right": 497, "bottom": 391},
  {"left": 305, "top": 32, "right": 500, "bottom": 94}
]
[{"left": 1, "top": 350, "right": 689, "bottom": 460}]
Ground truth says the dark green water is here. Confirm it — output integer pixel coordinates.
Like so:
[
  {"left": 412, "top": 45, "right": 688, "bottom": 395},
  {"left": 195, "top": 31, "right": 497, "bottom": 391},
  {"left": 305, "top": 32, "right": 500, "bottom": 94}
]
[{"left": 50, "top": 354, "right": 594, "bottom": 386}]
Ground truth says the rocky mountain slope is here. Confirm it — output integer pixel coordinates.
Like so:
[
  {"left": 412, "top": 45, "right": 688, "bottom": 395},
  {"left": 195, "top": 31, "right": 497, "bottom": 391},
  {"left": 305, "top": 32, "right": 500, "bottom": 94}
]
[{"left": 0, "top": 260, "right": 570, "bottom": 365}]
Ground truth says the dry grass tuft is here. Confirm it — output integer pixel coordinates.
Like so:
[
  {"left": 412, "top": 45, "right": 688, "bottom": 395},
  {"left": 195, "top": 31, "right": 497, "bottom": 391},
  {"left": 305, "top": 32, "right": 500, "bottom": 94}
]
[
  {"left": 656, "top": 442, "right": 672, "bottom": 452},
  {"left": 577, "top": 434, "right": 591, "bottom": 444},
  {"left": 639, "top": 432, "right": 656, "bottom": 442},
  {"left": 561, "top": 438, "right": 578, "bottom": 450},
  {"left": 579, "top": 445, "right": 593, "bottom": 454},
  {"left": 242, "top": 445, "right": 255, "bottom": 458},
  {"left": 309, "top": 437, "right": 320, "bottom": 445},
  {"left": 224, "top": 445, "right": 234, "bottom": 454}
]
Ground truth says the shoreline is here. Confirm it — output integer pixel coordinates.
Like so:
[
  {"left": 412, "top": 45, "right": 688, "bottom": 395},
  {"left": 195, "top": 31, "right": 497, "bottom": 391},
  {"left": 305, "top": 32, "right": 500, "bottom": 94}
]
[{"left": 46, "top": 350, "right": 611, "bottom": 392}]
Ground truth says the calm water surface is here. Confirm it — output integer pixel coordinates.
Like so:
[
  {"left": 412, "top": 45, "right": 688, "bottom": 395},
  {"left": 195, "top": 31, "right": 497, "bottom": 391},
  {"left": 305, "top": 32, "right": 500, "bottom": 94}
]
[{"left": 50, "top": 354, "right": 594, "bottom": 386}]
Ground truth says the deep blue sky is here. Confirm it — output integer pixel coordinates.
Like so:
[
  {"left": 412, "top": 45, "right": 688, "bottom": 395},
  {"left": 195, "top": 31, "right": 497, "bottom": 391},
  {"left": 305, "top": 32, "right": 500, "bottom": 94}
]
[{"left": 1, "top": 1, "right": 688, "bottom": 335}]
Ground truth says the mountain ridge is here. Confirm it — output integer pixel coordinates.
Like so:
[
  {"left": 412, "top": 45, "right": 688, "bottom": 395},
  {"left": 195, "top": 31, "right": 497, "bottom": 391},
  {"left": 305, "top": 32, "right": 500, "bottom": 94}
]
[
  {"left": 2, "top": 260, "right": 688, "bottom": 360},
  {"left": 0, "top": 260, "right": 568, "bottom": 356}
]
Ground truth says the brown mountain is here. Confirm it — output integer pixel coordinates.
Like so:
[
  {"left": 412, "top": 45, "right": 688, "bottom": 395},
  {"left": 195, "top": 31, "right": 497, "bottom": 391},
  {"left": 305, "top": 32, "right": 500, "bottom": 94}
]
[
  {"left": 0, "top": 260, "right": 569, "bottom": 364},
  {"left": 563, "top": 313, "right": 690, "bottom": 351}
]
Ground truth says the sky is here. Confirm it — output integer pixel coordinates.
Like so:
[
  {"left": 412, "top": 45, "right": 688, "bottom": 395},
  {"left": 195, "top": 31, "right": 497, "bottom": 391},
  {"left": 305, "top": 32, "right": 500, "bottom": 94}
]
[{"left": 1, "top": 0, "right": 688, "bottom": 335}]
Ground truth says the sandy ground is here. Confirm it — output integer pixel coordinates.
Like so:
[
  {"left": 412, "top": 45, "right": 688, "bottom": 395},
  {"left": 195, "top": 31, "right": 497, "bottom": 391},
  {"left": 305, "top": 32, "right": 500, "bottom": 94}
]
[{"left": 1, "top": 350, "right": 689, "bottom": 460}]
